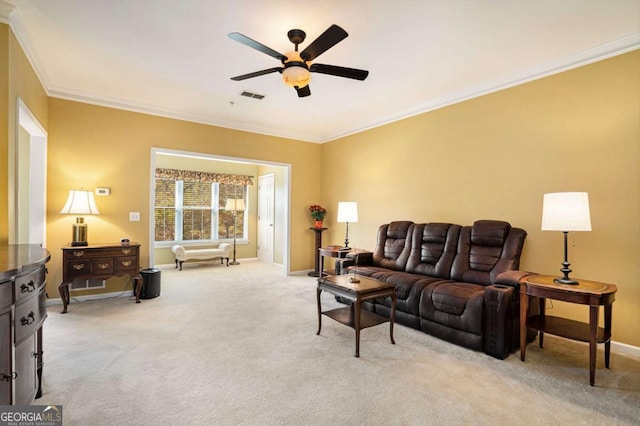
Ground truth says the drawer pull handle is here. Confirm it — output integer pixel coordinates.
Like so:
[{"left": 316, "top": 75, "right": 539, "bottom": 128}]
[
  {"left": 72, "top": 264, "right": 85, "bottom": 271},
  {"left": 0, "top": 372, "right": 17, "bottom": 382},
  {"left": 73, "top": 251, "right": 85, "bottom": 257},
  {"left": 121, "top": 260, "right": 132, "bottom": 267},
  {"left": 97, "top": 263, "right": 109, "bottom": 270},
  {"left": 21, "top": 280, "right": 36, "bottom": 293},
  {"left": 20, "top": 311, "right": 35, "bottom": 326},
  {"left": 122, "top": 248, "right": 132, "bottom": 254}
]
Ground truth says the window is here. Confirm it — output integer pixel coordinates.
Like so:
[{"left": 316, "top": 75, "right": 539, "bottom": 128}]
[{"left": 154, "top": 168, "right": 252, "bottom": 243}]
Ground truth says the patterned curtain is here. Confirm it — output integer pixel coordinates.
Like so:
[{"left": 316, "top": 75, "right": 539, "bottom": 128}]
[{"left": 155, "top": 168, "right": 254, "bottom": 186}]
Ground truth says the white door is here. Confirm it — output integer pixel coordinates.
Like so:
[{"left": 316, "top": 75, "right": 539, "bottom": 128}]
[{"left": 258, "top": 174, "right": 275, "bottom": 263}]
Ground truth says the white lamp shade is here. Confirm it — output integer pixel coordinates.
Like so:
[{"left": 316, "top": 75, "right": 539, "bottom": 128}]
[
  {"left": 225, "top": 198, "right": 246, "bottom": 212},
  {"left": 337, "top": 202, "right": 358, "bottom": 223},
  {"left": 541, "top": 192, "right": 591, "bottom": 231},
  {"left": 60, "top": 190, "right": 100, "bottom": 215}
]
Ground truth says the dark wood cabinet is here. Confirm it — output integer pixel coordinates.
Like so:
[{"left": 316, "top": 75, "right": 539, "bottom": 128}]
[
  {"left": 59, "top": 243, "right": 143, "bottom": 313},
  {"left": 0, "top": 245, "right": 50, "bottom": 405}
]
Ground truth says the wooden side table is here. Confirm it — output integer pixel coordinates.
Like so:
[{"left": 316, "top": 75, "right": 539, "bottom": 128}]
[
  {"left": 318, "top": 246, "right": 368, "bottom": 276},
  {"left": 518, "top": 274, "right": 617, "bottom": 386}
]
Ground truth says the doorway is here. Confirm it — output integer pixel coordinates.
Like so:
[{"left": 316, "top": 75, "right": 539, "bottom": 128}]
[{"left": 149, "top": 148, "right": 291, "bottom": 273}]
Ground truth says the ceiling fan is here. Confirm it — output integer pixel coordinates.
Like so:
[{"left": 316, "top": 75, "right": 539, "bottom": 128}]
[{"left": 228, "top": 24, "right": 369, "bottom": 98}]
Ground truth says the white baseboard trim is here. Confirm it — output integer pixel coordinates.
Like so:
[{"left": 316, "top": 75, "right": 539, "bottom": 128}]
[{"left": 611, "top": 341, "right": 640, "bottom": 360}]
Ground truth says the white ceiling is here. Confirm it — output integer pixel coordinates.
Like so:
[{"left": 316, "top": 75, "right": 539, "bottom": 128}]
[{"left": 2, "top": 0, "right": 639, "bottom": 143}]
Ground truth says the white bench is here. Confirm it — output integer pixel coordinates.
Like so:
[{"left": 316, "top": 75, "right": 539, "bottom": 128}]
[{"left": 171, "top": 243, "right": 232, "bottom": 270}]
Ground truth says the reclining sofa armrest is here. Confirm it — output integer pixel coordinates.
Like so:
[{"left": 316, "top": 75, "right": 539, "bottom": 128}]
[
  {"left": 495, "top": 270, "right": 535, "bottom": 289},
  {"left": 335, "top": 258, "right": 353, "bottom": 275},
  {"left": 335, "top": 251, "right": 373, "bottom": 275},
  {"left": 349, "top": 250, "right": 373, "bottom": 264}
]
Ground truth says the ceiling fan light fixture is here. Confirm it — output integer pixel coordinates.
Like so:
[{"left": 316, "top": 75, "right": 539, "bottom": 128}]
[{"left": 282, "top": 51, "right": 311, "bottom": 88}]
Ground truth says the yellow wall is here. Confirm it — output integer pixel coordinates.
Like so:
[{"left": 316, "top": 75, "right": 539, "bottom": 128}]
[
  {"left": 3, "top": 21, "right": 639, "bottom": 348},
  {"left": 0, "top": 25, "right": 8, "bottom": 242},
  {"left": 322, "top": 50, "right": 640, "bottom": 347},
  {"left": 0, "top": 23, "right": 48, "bottom": 243},
  {"left": 46, "top": 99, "right": 322, "bottom": 296}
]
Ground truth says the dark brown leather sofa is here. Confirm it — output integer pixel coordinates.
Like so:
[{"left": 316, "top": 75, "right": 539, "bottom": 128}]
[{"left": 338, "top": 219, "right": 537, "bottom": 359}]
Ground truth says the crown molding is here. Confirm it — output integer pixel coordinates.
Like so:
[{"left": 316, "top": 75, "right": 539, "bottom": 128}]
[
  {"left": 324, "top": 34, "right": 640, "bottom": 143},
  {"left": 0, "top": 1, "right": 14, "bottom": 23},
  {"left": 47, "top": 87, "right": 322, "bottom": 143},
  {"left": 6, "top": 3, "right": 639, "bottom": 144}
]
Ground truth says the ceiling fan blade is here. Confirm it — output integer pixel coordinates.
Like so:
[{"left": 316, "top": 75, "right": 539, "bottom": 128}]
[
  {"left": 300, "top": 24, "right": 348, "bottom": 62},
  {"left": 309, "top": 64, "right": 369, "bottom": 81},
  {"left": 295, "top": 85, "right": 311, "bottom": 97},
  {"left": 228, "top": 32, "right": 286, "bottom": 61},
  {"left": 230, "top": 67, "right": 283, "bottom": 81}
]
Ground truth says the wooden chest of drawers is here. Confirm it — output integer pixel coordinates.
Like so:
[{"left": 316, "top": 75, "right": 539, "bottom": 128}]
[
  {"left": 59, "top": 243, "right": 143, "bottom": 313},
  {"left": 0, "top": 244, "right": 50, "bottom": 405}
]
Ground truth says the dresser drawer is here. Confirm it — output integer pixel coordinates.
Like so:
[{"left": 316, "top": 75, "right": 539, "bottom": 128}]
[
  {"left": 65, "top": 260, "right": 91, "bottom": 279},
  {"left": 91, "top": 258, "right": 114, "bottom": 275},
  {"left": 14, "top": 267, "right": 46, "bottom": 305},
  {"left": 15, "top": 289, "right": 47, "bottom": 344},
  {"left": 115, "top": 256, "right": 138, "bottom": 273},
  {"left": 65, "top": 246, "right": 138, "bottom": 260}
]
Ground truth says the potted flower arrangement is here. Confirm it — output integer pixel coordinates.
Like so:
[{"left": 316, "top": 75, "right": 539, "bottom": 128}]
[{"left": 308, "top": 204, "right": 327, "bottom": 228}]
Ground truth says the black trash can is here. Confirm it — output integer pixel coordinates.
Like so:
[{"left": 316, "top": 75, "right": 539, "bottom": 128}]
[{"left": 137, "top": 268, "right": 161, "bottom": 299}]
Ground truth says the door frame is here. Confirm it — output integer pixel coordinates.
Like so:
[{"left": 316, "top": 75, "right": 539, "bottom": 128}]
[{"left": 9, "top": 98, "right": 48, "bottom": 245}]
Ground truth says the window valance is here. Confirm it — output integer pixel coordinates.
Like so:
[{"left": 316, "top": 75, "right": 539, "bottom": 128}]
[{"left": 156, "top": 168, "right": 254, "bottom": 186}]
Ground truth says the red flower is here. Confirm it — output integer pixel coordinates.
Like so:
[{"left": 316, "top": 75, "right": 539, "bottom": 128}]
[{"left": 308, "top": 205, "right": 327, "bottom": 220}]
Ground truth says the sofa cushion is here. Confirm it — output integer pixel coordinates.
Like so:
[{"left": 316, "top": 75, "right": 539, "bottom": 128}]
[
  {"left": 406, "top": 223, "right": 461, "bottom": 279},
  {"left": 420, "top": 281, "right": 486, "bottom": 336},
  {"left": 451, "top": 220, "right": 527, "bottom": 285},
  {"left": 372, "top": 221, "right": 414, "bottom": 271},
  {"left": 373, "top": 272, "right": 443, "bottom": 316}
]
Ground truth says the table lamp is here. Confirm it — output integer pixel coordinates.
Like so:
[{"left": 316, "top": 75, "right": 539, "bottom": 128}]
[
  {"left": 225, "top": 198, "right": 245, "bottom": 265},
  {"left": 541, "top": 192, "right": 591, "bottom": 284},
  {"left": 60, "top": 189, "right": 100, "bottom": 246},
  {"left": 337, "top": 202, "right": 358, "bottom": 249}
]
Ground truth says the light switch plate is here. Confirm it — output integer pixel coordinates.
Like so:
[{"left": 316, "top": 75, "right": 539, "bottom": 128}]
[
  {"left": 95, "top": 187, "right": 110, "bottom": 196},
  {"left": 129, "top": 212, "right": 140, "bottom": 222}
]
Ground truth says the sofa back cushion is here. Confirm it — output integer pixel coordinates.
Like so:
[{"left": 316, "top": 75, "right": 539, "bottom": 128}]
[
  {"left": 451, "top": 220, "right": 527, "bottom": 285},
  {"left": 406, "top": 223, "right": 461, "bottom": 278},
  {"left": 372, "top": 221, "right": 414, "bottom": 271}
]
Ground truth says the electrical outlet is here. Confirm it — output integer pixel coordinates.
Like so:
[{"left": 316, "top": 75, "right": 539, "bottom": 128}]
[{"left": 129, "top": 212, "right": 140, "bottom": 222}]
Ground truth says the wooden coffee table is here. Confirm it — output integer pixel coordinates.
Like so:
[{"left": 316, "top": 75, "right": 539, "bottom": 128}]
[{"left": 316, "top": 274, "right": 396, "bottom": 357}]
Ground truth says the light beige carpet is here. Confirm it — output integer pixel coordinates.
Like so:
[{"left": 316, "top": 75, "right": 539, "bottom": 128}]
[{"left": 37, "top": 261, "right": 639, "bottom": 425}]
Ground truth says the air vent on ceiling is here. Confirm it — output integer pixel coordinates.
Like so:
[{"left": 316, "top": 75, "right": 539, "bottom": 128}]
[{"left": 240, "top": 90, "right": 265, "bottom": 100}]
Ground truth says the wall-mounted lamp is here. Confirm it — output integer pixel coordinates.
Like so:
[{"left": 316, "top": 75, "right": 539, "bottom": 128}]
[
  {"left": 337, "top": 201, "right": 358, "bottom": 249},
  {"left": 60, "top": 190, "right": 100, "bottom": 246},
  {"left": 225, "top": 198, "right": 246, "bottom": 265},
  {"left": 541, "top": 192, "right": 591, "bottom": 284}
]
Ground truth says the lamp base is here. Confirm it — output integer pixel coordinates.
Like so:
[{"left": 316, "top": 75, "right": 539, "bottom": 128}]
[
  {"left": 229, "top": 261, "right": 240, "bottom": 266},
  {"left": 554, "top": 277, "right": 579, "bottom": 285},
  {"left": 70, "top": 241, "right": 88, "bottom": 247}
]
